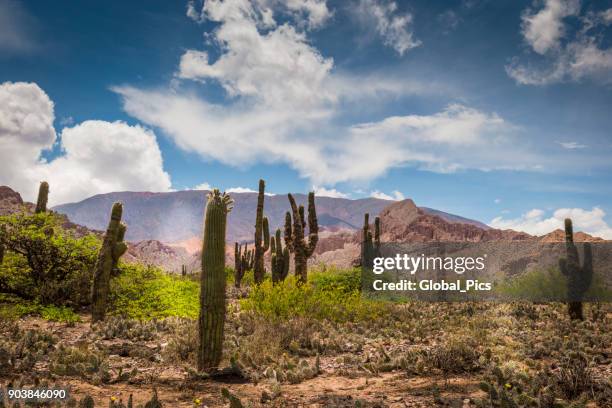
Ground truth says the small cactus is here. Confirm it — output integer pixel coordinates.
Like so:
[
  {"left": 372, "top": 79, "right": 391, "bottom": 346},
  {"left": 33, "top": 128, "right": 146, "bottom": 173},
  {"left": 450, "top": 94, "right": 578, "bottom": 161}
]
[
  {"left": 91, "top": 202, "right": 128, "bottom": 322},
  {"left": 253, "top": 179, "right": 270, "bottom": 283},
  {"left": 181, "top": 264, "right": 187, "bottom": 276},
  {"left": 559, "top": 218, "right": 593, "bottom": 320},
  {"left": 198, "top": 189, "right": 233, "bottom": 371},
  {"left": 271, "top": 228, "right": 290, "bottom": 283},
  {"left": 284, "top": 192, "right": 318, "bottom": 283},
  {"left": 234, "top": 243, "right": 253, "bottom": 288},
  {"left": 35, "top": 181, "right": 49, "bottom": 213},
  {"left": 360, "top": 214, "right": 381, "bottom": 269}
]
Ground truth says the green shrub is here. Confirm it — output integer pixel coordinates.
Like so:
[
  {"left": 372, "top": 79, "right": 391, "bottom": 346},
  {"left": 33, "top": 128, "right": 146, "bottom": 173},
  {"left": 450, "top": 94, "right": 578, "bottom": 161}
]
[
  {"left": 240, "top": 270, "right": 392, "bottom": 323},
  {"left": 0, "top": 212, "right": 100, "bottom": 305},
  {"left": 39, "top": 305, "right": 81, "bottom": 323},
  {"left": 109, "top": 263, "right": 199, "bottom": 319},
  {"left": 496, "top": 267, "right": 612, "bottom": 301}
]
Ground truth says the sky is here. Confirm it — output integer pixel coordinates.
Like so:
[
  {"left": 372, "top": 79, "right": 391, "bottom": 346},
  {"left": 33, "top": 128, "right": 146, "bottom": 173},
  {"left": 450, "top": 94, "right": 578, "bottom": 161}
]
[{"left": 1, "top": 0, "right": 612, "bottom": 237}]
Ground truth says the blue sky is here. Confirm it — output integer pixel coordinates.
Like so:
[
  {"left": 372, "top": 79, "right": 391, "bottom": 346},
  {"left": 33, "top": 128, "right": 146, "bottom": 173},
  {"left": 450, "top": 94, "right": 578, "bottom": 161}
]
[{"left": 1, "top": 0, "right": 612, "bottom": 237}]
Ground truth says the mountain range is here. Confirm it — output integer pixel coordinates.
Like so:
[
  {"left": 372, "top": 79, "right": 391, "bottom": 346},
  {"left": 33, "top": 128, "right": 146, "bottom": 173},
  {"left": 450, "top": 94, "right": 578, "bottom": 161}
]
[{"left": 52, "top": 190, "right": 490, "bottom": 243}]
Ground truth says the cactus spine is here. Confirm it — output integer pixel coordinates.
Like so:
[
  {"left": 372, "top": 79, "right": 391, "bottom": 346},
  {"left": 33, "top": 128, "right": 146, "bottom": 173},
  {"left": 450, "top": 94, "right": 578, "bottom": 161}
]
[
  {"left": 559, "top": 218, "right": 593, "bottom": 320},
  {"left": 271, "top": 228, "right": 290, "bottom": 283},
  {"left": 360, "top": 214, "right": 381, "bottom": 268},
  {"left": 198, "top": 189, "right": 233, "bottom": 371},
  {"left": 285, "top": 192, "right": 318, "bottom": 283},
  {"left": 234, "top": 243, "right": 254, "bottom": 288},
  {"left": 253, "top": 179, "right": 270, "bottom": 284},
  {"left": 91, "top": 202, "right": 128, "bottom": 322},
  {"left": 35, "top": 181, "right": 49, "bottom": 213}
]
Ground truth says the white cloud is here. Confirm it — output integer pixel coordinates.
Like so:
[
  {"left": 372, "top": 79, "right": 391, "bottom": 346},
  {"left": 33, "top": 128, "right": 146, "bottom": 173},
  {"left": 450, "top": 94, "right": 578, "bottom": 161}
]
[
  {"left": 521, "top": 0, "right": 580, "bottom": 54},
  {"left": 187, "top": 0, "right": 331, "bottom": 29},
  {"left": 490, "top": 207, "right": 612, "bottom": 239},
  {"left": 356, "top": 0, "right": 421, "bottom": 56},
  {"left": 558, "top": 141, "right": 586, "bottom": 149},
  {"left": 193, "top": 182, "right": 211, "bottom": 190},
  {"left": 226, "top": 186, "right": 256, "bottom": 193},
  {"left": 370, "top": 190, "right": 404, "bottom": 200},
  {"left": 114, "top": 0, "right": 545, "bottom": 188},
  {"left": 507, "top": 1, "right": 612, "bottom": 85},
  {"left": 313, "top": 186, "right": 349, "bottom": 198},
  {"left": 0, "top": 81, "right": 172, "bottom": 205},
  {"left": 494, "top": 198, "right": 501, "bottom": 204}
]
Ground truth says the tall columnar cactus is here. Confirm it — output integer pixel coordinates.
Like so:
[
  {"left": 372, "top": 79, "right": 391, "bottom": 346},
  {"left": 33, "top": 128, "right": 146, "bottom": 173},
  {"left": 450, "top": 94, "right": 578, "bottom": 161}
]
[
  {"left": 361, "top": 214, "right": 382, "bottom": 269},
  {"left": 271, "top": 228, "right": 290, "bottom": 283},
  {"left": 91, "top": 202, "right": 128, "bottom": 322},
  {"left": 234, "top": 243, "right": 254, "bottom": 288},
  {"left": 35, "top": 181, "right": 49, "bottom": 214},
  {"left": 253, "top": 179, "right": 270, "bottom": 284},
  {"left": 198, "top": 189, "right": 233, "bottom": 371},
  {"left": 559, "top": 218, "right": 593, "bottom": 320},
  {"left": 284, "top": 192, "right": 318, "bottom": 283}
]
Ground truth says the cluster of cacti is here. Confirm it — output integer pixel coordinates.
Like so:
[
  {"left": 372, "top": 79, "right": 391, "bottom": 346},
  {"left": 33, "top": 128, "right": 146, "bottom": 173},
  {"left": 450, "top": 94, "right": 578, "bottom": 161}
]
[
  {"left": 234, "top": 242, "right": 254, "bottom": 288},
  {"left": 253, "top": 179, "right": 270, "bottom": 284},
  {"left": 559, "top": 218, "right": 593, "bottom": 320},
  {"left": 34, "top": 181, "right": 49, "bottom": 213},
  {"left": 91, "top": 202, "right": 128, "bottom": 322},
  {"left": 360, "top": 213, "right": 381, "bottom": 269},
  {"left": 284, "top": 192, "right": 318, "bottom": 283},
  {"left": 270, "top": 228, "right": 290, "bottom": 283},
  {"left": 198, "top": 189, "right": 233, "bottom": 371}
]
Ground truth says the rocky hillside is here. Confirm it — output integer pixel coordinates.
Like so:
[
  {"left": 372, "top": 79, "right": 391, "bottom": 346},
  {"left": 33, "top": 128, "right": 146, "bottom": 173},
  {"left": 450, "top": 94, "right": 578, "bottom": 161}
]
[
  {"left": 310, "top": 198, "right": 602, "bottom": 268},
  {"left": 53, "top": 190, "right": 489, "bottom": 243},
  {"left": 0, "top": 186, "right": 192, "bottom": 273}
]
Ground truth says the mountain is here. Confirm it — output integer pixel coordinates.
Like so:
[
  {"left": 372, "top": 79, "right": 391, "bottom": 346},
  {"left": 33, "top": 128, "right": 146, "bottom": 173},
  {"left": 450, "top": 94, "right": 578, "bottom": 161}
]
[{"left": 52, "top": 190, "right": 491, "bottom": 243}]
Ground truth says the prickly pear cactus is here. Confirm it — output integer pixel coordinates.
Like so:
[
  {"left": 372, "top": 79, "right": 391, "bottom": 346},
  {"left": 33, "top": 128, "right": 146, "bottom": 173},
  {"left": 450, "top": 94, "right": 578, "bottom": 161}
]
[{"left": 198, "top": 189, "right": 233, "bottom": 371}]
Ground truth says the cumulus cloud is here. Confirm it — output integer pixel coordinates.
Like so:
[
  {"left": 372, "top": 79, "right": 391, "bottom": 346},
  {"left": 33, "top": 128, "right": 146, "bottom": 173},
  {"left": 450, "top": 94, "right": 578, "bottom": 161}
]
[
  {"left": 193, "top": 182, "right": 211, "bottom": 190},
  {"left": 0, "top": 81, "right": 172, "bottom": 205},
  {"left": 356, "top": 0, "right": 421, "bottom": 56},
  {"left": 370, "top": 190, "right": 404, "bottom": 200},
  {"left": 490, "top": 207, "right": 612, "bottom": 239},
  {"left": 114, "top": 0, "right": 545, "bottom": 188},
  {"left": 507, "top": 1, "right": 612, "bottom": 85},
  {"left": 313, "top": 186, "right": 349, "bottom": 198}
]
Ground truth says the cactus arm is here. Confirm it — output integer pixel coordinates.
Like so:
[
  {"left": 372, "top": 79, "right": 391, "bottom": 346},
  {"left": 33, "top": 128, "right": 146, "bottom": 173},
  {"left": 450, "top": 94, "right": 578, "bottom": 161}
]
[
  {"left": 288, "top": 194, "right": 304, "bottom": 242},
  {"left": 299, "top": 205, "right": 306, "bottom": 230},
  {"left": 281, "top": 247, "right": 290, "bottom": 280},
  {"left": 284, "top": 211, "right": 293, "bottom": 252},
  {"left": 262, "top": 217, "right": 270, "bottom": 252},
  {"left": 305, "top": 192, "right": 319, "bottom": 257}
]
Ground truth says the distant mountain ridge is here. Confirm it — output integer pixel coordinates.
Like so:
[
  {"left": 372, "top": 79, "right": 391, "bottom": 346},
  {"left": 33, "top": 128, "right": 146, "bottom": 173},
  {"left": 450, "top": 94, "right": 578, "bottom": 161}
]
[{"left": 52, "top": 190, "right": 490, "bottom": 243}]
